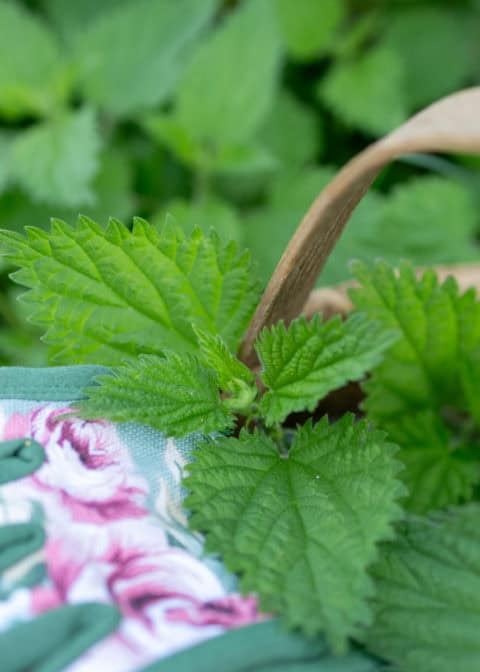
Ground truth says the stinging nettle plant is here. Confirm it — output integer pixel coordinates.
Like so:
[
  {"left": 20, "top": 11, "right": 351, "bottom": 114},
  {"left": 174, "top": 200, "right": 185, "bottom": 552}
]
[{"left": 2, "top": 88, "right": 480, "bottom": 670}]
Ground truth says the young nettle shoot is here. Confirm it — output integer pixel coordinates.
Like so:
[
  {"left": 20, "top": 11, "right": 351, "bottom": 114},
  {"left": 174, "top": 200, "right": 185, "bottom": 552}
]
[{"left": 2, "top": 218, "right": 480, "bottom": 668}]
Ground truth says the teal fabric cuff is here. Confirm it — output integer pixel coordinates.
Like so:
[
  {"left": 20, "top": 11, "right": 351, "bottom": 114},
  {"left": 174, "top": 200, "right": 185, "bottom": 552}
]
[
  {"left": 0, "top": 602, "right": 121, "bottom": 672},
  {"left": 143, "top": 619, "right": 379, "bottom": 672},
  {"left": 0, "top": 365, "right": 108, "bottom": 401}
]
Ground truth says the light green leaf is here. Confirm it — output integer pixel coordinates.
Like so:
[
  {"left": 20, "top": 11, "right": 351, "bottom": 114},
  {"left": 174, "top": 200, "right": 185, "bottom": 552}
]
[
  {"left": 321, "top": 176, "right": 479, "bottom": 285},
  {"left": 155, "top": 197, "right": 243, "bottom": 245},
  {"left": 0, "top": 3, "right": 67, "bottom": 119},
  {"left": 257, "top": 313, "right": 398, "bottom": 425},
  {"left": 0, "top": 217, "right": 258, "bottom": 364},
  {"left": 80, "top": 352, "right": 233, "bottom": 437},
  {"left": 75, "top": 0, "right": 216, "bottom": 116},
  {"left": 366, "top": 505, "right": 480, "bottom": 672},
  {"left": 274, "top": 0, "right": 346, "bottom": 61},
  {"left": 81, "top": 148, "right": 134, "bottom": 223},
  {"left": 319, "top": 46, "right": 407, "bottom": 135},
  {"left": 10, "top": 107, "right": 100, "bottom": 208},
  {"left": 42, "top": 0, "right": 129, "bottom": 40},
  {"left": 0, "top": 133, "right": 14, "bottom": 195},
  {"left": 258, "top": 89, "right": 322, "bottom": 168},
  {"left": 194, "top": 328, "right": 255, "bottom": 411},
  {"left": 175, "top": 0, "right": 282, "bottom": 149},
  {"left": 382, "top": 7, "right": 475, "bottom": 108},
  {"left": 351, "top": 261, "right": 480, "bottom": 512},
  {"left": 185, "top": 416, "right": 404, "bottom": 650},
  {"left": 244, "top": 167, "right": 335, "bottom": 284}
]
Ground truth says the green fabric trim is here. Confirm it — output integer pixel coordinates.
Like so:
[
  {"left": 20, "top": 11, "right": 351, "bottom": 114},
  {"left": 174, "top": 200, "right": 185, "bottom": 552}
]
[
  {"left": 0, "top": 365, "right": 109, "bottom": 401},
  {"left": 0, "top": 602, "right": 121, "bottom": 672},
  {"left": 0, "top": 523, "right": 45, "bottom": 573},
  {"left": 0, "top": 438, "right": 45, "bottom": 484},
  {"left": 141, "top": 620, "right": 380, "bottom": 672}
]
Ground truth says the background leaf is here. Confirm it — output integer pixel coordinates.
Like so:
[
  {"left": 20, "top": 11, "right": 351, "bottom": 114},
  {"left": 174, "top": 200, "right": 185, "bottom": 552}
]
[
  {"left": 10, "top": 107, "right": 100, "bottom": 208},
  {"left": 0, "top": 2, "right": 67, "bottom": 119},
  {"left": 366, "top": 505, "right": 480, "bottom": 672},
  {"left": 75, "top": 0, "right": 216, "bottom": 116},
  {"left": 351, "top": 261, "right": 480, "bottom": 513},
  {"left": 319, "top": 46, "right": 407, "bottom": 135},
  {"left": 274, "top": 0, "right": 346, "bottom": 61},
  {"left": 174, "top": 0, "right": 282, "bottom": 150}
]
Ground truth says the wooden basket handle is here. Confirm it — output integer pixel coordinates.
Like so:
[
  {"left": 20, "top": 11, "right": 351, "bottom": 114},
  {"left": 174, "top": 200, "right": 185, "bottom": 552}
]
[{"left": 240, "top": 87, "right": 480, "bottom": 366}]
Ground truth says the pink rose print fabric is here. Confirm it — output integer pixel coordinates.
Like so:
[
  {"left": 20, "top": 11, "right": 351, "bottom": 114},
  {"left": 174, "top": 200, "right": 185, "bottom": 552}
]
[{"left": 0, "top": 403, "right": 261, "bottom": 671}]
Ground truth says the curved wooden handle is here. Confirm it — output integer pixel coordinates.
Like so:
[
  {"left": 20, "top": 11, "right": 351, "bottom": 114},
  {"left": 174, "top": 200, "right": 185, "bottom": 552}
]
[{"left": 240, "top": 87, "right": 480, "bottom": 366}]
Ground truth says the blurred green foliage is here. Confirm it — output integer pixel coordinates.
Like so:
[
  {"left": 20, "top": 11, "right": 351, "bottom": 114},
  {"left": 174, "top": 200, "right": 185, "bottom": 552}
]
[{"left": 0, "top": 0, "right": 479, "bottom": 364}]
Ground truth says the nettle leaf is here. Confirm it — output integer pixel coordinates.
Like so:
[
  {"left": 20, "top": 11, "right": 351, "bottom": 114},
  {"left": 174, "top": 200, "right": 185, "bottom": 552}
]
[
  {"left": 257, "top": 313, "right": 398, "bottom": 425},
  {"left": 80, "top": 353, "right": 234, "bottom": 437},
  {"left": 366, "top": 505, "right": 480, "bottom": 672},
  {"left": 0, "top": 3, "right": 66, "bottom": 119},
  {"left": 0, "top": 133, "right": 14, "bottom": 195},
  {"left": 258, "top": 89, "right": 321, "bottom": 168},
  {"left": 10, "top": 107, "right": 100, "bottom": 208},
  {"left": 43, "top": 0, "right": 129, "bottom": 40},
  {"left": 155, "top": 197, "right": 243, "bottom": 245},
  {"left": 244, "top": 167, "right": 337, "bottom": 285},
  {"left": 382, "top": 7, "right": 474, "bottom": 108},
  {"left": 76, "top": 0, "right": 216, "bottom": 116},
  {"left": 351, "top": 261, "right": 480, "bottom": 512},
  {"left": 274, "top": 0, "right": 346, "bottom": 61},
  {"left": 319, "top": 46, "right": 407, "bottom": 135},
  {"left": 322, "top": 176, "right": 479, "bottom": 285},
  {"left": 0, "top": 218, "right": 258, "bottom": 365},
  {"left": 175, "top": 0, "right": 282, "bottom": 149},
  {"left": 194, "top": 328, "right": 254, "bottom": 391},
  {"left": 185, "top": 416, "right": 404, "bottom": 650}
]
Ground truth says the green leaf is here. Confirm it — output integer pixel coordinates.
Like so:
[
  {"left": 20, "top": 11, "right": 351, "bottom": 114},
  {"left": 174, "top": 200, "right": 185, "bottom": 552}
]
[
  {"left": 10, "top": 107, "right": 101, "bottom": 208},
  {"left": 319, "top": 46, "right": 407, "bottom": 135},
  {"left": 155, "top": 197, "right": 243, "bottom": 245},
  {"left": 366, "top": 505, "right": 480, "bottom": 672},
  {"left": 244, "top": 167, "right": 336, "bottom": 285},
  {"left": 0, "top": 133, "right": 14, "bottom": 195},
  {"left": 274, "top": 0, "right": 346, "bottom": 61},
  {"left": 75, "top": 0, "right": 216, "bottom": 116},
  {"left": 460, "top": 348, "right": 480, "bottom": 426},
  {"left": 382, "top": 7, "right": 475, "bottom": 108},
  {"left": 388, "top": 411, "right": 480, "bottom": 514},
  {"left": 194, "top": 328, "right": 256, "bottom": 412},
  {"left": 258, "top": 89, "right": 322, "bottom": 168},
  {"left": 350, "top": 261, "right": 480, "bottom": 512},
  {"left": 321, "top": 176, "right": 479, "bottom": 285},
  {"left": 0, "top": 217, "right": 258, "bottom": 365},
  {"left": 194, "top": 328, "right": 254, "bottom": 391},
  {"left": 175, "top": 0, "right": 282, "bottom": 149},
  {"left": 185, "top": 416, "right": 404, "bottom": 650},
  {"left": 80, "top": 352, "right": 233, "bottom": 437},
  {"left": 42, "top": 0, "right": 129, "bottom": 40},
  {"left": 257, "top": 313, "right": 398, "bottom": 425},
  {"left": 0, "top": 3, "right": 67, "bottom": 119}
]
